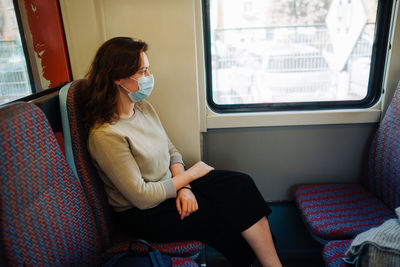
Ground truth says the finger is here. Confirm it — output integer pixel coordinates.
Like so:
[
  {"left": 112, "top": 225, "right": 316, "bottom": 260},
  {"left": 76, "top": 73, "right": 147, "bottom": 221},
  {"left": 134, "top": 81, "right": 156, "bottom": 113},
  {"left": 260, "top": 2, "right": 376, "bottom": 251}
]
[
  {"left": 186, "top": 200, "right": 194, "bottom": 215},
  {"left": 176, "top": 199, "right": 182, "bottom": 215},
  {"left": 181, "top": 210, "right": 189, "bottom": 220},
  {"left": 191, "top": 201, "right": 196, "bottom": 212},
  {"left": 184, "top": 207, "right": 192, "bottom": 219},
  {"left": 184, "top": 210, "right": 190, "bottom": 220},
  {"left": 186, "top": 200, "right": 192, "bottom": 214},
  {"left": 181, "top": 201, "right": 188, "bottom": 220},
  {"left": 195, "top": 201, "right": 199, "bottom": 211},
  {"left": 185, "top": 202, "right": 192, "bottom": 217}
]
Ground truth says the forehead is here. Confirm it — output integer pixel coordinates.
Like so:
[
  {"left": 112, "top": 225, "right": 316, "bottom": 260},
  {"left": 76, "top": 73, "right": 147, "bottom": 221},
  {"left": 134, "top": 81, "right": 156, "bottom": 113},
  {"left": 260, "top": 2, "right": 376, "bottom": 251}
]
[{"left": 139, "top": 52, "right": 149, "bottom": 68}]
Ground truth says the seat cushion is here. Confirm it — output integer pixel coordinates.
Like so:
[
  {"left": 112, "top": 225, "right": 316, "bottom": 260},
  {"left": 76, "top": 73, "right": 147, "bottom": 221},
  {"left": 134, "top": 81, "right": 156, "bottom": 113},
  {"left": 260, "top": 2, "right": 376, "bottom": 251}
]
[
  {"left": 323, "top": 240, "right": 352, "bottom": 267},
  {"left": 295, "top": 184, "right": 395, "bottom": 239}
]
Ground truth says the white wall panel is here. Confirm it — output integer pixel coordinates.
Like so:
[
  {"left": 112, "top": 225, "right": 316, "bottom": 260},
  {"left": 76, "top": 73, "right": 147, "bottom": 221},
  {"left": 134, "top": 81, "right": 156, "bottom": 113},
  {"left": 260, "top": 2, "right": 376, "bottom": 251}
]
[{"left": 60, "top": 0, "right": 202, "bottom": 166}]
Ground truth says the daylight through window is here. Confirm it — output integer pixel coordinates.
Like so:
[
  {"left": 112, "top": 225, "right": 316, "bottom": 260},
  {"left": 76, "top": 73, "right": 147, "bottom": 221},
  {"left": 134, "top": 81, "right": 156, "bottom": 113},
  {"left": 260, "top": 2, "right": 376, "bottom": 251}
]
[
  {"left": 0, "top": 0, "right": 32, "bottom": 105},
  {"left": 207, "top": 0, "right": 378, "bottom": 105}
]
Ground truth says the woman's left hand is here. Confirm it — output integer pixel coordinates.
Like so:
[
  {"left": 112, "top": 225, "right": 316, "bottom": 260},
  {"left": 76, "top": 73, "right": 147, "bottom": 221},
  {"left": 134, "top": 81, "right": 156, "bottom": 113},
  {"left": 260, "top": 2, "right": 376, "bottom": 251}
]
[{"left": 176, "top": 188, "right": 199, "bottom": 220}]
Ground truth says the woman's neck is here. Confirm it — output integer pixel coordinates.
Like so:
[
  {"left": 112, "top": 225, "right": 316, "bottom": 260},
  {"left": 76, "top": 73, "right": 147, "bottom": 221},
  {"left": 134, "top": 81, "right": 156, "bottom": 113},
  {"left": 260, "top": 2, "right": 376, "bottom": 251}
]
[{"left": 117, "top": 91, "right": 136, "bottom": 118}]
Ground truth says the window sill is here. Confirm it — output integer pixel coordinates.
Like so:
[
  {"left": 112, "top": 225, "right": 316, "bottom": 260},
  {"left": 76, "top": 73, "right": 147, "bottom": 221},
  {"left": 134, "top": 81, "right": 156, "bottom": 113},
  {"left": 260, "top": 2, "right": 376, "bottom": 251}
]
[{"left": 206, "top": 107, "right": 381, "bottom": 129}]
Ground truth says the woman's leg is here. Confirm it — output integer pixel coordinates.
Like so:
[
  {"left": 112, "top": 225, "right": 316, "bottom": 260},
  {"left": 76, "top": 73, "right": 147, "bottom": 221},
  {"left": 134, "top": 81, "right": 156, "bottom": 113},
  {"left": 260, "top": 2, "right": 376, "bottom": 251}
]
[
  {"left": 242, "top": 216, "right": 282, "bottom": 267},
  {"left": 191, "top": 170, "right": 282, "bottom": 267},
  {"left": 190, "top": 170, "right": 272, "bottom": 234},
  {"left": 117, "top": 170, "right": 281, "bottom": 266},
  {"left": 116, "top": 197, "right": 257, "bottom": 267}
]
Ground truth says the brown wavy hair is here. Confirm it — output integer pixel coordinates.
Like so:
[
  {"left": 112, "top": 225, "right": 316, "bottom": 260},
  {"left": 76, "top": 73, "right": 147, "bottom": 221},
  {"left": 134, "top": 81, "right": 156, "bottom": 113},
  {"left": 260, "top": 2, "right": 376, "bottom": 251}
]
[{"left": 77, "top": 37, "right": 148, "bottom": 135}]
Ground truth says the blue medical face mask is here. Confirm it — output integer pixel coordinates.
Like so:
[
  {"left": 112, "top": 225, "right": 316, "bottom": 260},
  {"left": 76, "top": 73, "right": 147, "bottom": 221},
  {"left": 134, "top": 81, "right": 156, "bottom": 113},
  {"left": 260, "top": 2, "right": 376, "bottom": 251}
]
[{"left": 122, "top": 74, "right": 154, "bottom": 102}]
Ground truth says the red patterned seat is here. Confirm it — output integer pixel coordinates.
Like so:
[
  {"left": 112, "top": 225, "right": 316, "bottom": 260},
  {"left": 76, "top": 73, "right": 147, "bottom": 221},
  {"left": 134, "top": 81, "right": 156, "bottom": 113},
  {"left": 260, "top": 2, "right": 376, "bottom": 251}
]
[
  {"left": 59, "top": 80, "right": 204, "bottom": 264},
  {"left": 0, "top": 102, "right": 102, "bottom": 265},
  {"left": 295, "top": 184, "right": 394, "bottom": 240},
  {"left": 295, "top": 82, "right": 400, "bottom": 241},
  {"left": 323, "top": 240, "right": 352, "bottom": 267}
]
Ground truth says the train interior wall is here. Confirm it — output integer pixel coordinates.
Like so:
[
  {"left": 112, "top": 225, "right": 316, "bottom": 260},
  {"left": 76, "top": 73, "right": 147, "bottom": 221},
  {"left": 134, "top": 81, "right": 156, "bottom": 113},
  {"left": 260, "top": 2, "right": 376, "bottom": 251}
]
[{"left": 203, "top": 123, "right": 377, "bottom": 201}]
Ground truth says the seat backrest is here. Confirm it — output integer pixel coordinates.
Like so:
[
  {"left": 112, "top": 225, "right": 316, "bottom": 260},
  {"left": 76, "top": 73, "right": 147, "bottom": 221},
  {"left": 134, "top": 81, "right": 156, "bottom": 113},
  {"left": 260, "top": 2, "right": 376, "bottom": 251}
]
[
  {"left": 365, "top": 81, "right": 400, "bottom": 210},
  {"left": 0, "top": 102, "right": 101, "bottom": 265},
  {"left": 59, "top": 80, "right": 112, "bottom": 247}
]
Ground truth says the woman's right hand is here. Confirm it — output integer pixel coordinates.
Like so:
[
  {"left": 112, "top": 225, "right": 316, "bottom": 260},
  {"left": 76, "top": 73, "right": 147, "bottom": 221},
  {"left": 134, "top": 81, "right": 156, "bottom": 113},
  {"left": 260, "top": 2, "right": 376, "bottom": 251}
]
[{"left": 187, "top": 161, "right": 214, "bottom": 180}]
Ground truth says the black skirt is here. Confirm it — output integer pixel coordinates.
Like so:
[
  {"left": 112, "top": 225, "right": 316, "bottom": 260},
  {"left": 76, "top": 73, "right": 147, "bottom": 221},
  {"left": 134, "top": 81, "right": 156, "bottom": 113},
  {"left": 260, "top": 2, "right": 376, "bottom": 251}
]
[{"left": 116, "top": 170, "right": 271, "bottom": 267}]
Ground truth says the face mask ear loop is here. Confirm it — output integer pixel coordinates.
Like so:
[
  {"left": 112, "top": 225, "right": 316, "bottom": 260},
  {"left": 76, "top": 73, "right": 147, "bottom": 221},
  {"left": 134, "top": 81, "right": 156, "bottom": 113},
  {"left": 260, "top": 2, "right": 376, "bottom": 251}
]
[
  {"left": 118, "top": 82, "right": 130, "bottom": 93},
  {"left": 119, "top": 75, "right": 140, "bottom": 92}
]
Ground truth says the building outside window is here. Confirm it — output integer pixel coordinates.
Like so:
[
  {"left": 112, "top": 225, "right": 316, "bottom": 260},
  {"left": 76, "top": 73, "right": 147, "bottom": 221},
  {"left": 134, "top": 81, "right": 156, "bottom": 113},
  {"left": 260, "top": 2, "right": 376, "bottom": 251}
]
[
  {"left": 205, "top": 0, "right": 386, "bottom": 110},
  {"left": 0, "top": 0, "right": 32, "bottom": 105}
]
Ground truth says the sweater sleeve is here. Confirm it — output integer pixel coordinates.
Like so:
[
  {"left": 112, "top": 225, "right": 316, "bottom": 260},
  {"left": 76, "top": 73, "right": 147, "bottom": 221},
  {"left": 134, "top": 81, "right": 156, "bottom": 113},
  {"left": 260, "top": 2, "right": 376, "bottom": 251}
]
[
  {"left": 168, "top": 137, "right": 184, "bottom": 166},
  {"left": 88, "top": 129, "right": 176, "bottom": 210}
]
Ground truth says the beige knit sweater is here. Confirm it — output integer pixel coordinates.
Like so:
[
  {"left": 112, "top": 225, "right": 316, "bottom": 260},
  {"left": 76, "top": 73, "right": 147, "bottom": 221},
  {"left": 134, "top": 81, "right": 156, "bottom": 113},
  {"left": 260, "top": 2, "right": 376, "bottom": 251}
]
[{"left": 88, "top": 100, "right": 182, "bottom": 211}]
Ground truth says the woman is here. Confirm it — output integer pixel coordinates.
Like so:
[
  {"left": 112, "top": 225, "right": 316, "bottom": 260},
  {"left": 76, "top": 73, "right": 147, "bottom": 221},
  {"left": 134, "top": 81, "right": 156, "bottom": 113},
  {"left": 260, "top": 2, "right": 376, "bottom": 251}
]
[{"left": 81, "top": 37, "right": 282, "bottom": 267}]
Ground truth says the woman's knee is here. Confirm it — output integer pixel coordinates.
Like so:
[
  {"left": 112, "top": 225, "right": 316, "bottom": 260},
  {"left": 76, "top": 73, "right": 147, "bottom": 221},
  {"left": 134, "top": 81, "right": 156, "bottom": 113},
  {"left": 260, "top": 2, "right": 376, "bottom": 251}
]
[
  {"left": 213, "top": 170, "right": 253, "bottom": 182},
  {"left": 192, "top": 169, "right": 259, "bottom": 197},
  {"left": 227, "top": 171, "right": 256, "bottom": 188}
]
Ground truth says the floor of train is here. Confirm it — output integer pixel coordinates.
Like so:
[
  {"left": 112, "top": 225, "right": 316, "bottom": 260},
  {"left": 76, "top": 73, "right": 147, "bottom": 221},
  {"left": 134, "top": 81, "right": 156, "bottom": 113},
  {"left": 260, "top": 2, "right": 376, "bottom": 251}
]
[{"left": 202, "top": 202, "right": 325, "bottom": 267}]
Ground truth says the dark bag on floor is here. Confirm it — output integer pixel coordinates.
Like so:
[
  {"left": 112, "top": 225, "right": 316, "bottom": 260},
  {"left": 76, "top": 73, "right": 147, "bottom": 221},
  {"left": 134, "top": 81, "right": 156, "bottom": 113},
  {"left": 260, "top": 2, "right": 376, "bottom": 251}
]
[{"left": 102, "top": 239, "right": 172, "bottom": 267}]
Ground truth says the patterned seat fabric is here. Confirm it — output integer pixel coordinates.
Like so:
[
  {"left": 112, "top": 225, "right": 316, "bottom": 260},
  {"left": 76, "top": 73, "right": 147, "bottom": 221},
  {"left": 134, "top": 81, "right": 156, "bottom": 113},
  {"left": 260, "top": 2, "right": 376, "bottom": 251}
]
[
  {"left": 0, "top": 102, "right": 102, "bottom": 265},
  {"left": 365, "top": 81, "right": 400, "bottom": 211},
  {"left": 61, "top": 80, "right": 204, "bottom": 261},
  {"left": 171, "top": 257, "right": 200, "bottom": 267},
  {"left": 323, "top": 240, "right": 352, "bottom": 267},
  {"left": 295, "top": 184, "right": 395, "bottom": 239},
  {"left": 295, "top": 81, "right": 400, "bottom": 241},
  {"left": 107, "top": 240, "right": 204, "bottom": 258}
]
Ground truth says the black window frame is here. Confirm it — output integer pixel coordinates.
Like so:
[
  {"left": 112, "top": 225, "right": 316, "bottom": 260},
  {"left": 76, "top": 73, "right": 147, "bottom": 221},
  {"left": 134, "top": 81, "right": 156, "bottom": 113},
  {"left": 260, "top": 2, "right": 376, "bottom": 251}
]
[{"left": 202, "top": 0, "right": 395, "bottom": 113}]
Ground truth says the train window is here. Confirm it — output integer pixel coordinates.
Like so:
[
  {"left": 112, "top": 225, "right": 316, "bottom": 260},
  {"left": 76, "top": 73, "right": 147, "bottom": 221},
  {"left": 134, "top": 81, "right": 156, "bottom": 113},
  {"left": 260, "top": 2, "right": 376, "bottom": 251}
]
[
  {"left": 202, "top": 0, "right": 395, "bottom": 113},
  {"left": 0, "top": 0, "right": 33, "bottom": 105}
]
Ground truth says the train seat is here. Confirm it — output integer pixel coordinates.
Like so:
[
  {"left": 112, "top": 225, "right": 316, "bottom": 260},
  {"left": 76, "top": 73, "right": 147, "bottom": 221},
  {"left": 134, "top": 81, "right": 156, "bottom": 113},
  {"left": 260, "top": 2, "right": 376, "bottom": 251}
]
[
  {"left": 322, "top": 209, "right": 400, "bottom": 267},
  {"left": 322, "top": 240, "right": 352, "bottom": 267},
  {"left": 295, "top": 184, "right": 395, "bottom": 240},
  {"left": 295, "top": 81, "right": 400, "bottom": 242},
  {"left": 59, "top": 80, "right": 204, "bottom": 262},
  {"left": 0, "top": 102, "right": 102, "bottom": 265},
  {"left": 0, "top": 101, "right": 198, "bottom": 266}
]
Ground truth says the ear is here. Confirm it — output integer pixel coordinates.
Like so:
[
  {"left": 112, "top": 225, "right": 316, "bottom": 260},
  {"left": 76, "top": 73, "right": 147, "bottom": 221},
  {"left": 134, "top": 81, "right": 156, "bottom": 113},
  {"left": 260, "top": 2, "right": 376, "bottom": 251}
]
[{"left": 114, "top": 79, "right": 121, "bottom": 86}]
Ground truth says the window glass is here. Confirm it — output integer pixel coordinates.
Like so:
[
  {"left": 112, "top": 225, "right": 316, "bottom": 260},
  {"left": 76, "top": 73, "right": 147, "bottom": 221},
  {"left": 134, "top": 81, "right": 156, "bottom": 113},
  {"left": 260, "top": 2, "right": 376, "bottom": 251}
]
[
  {"left": 0, "top": 0, "right": 32, "bottom": 105},
  {"left": 206, "top": 0, "right": 379, "bottom": 106}
]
